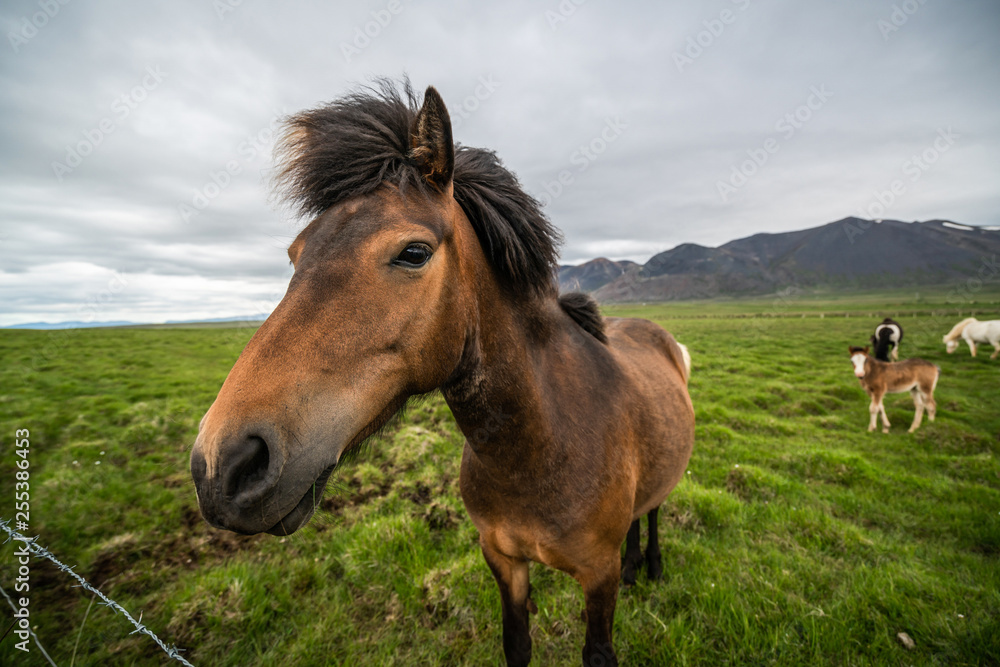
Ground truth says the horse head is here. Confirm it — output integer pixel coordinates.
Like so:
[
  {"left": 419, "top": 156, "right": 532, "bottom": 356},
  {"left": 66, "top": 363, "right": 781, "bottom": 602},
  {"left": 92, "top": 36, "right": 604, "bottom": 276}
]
[
  {"left": 190, "top": 85, "right": 482, "bottom": 535},
  {"left": 849, "top": 345, "right": 869, "bottom": 378}
]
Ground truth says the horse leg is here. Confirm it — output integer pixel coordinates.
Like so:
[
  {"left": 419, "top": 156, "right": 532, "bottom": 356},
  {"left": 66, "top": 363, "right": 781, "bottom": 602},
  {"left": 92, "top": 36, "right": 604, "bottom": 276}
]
[
  {"left": 990, "top": 342, "right": 999, "bottom": 360},
  {"left": 868, "top": 398, "right": 879, "bottom": 432},
  {"left": 891, "top": 344, "right": 899, "bottom": 362},
  {"left": 480, "top": 541, "right": 532, "bottom": 667},
  {"left": 621, "top": 520, "right": 642, "bottom": 585},
  {"left": 878, "top": 399, "right": 891, "bottom": 434},
  {"left": 925, "top": 387, "right": 937, "bottom": 422},
  {"left": 645, "top": 507, "right": 662, "bottom": 581},
  {"left": 908, "top": 388, "right": 924, "bottom": 433},
  {"left": 576, "top": 558, "right": 621, "bottom": 667},
  {"left": 969, "top": 340, "right": 977, "bottom": 357}
]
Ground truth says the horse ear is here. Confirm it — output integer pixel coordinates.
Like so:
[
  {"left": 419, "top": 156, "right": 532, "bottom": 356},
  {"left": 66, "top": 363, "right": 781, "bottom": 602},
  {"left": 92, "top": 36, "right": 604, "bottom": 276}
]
[
  {"left": 863, "top": 345, "right": 870, "bottom": 354},
  {"left": 410, "top": 86, "right": 454, "bottom": 190}
]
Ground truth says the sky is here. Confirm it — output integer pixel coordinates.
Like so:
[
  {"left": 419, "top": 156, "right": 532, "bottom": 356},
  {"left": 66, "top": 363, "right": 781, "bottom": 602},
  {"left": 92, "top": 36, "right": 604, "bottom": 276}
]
[{"left": 1, "top": 0, "right": 998, "bottom": 326}]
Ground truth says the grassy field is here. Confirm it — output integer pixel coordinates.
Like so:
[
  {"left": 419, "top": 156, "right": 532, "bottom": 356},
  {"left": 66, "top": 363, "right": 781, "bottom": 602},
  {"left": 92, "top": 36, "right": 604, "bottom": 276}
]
[{"left": 1, "top": 296, "right": 998, "bottom": 666}]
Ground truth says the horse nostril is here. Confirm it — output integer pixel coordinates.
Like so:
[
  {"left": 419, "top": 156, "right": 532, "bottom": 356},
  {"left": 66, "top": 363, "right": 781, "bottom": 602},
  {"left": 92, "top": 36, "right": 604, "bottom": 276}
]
[
  {"left": 190, "top": 447, "right": 207, "bottom": 486},
  {"left": 223, "top": 435, "right": 272, "bottom": 499}
]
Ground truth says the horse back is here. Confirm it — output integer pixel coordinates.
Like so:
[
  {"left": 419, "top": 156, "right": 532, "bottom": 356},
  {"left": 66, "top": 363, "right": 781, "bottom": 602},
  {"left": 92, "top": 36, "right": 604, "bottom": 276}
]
[
  {"left": 882, "top": 358, "right": 939, "bottom": 393},
  {"left": 604, "top": 317, "right": 690, "bottom": 384},
  {"left": 967, "top": 319, "right": 1000, "bottom": 342},
  {"left": 603, "top": 317, "right": 695, "bottom": 517}
]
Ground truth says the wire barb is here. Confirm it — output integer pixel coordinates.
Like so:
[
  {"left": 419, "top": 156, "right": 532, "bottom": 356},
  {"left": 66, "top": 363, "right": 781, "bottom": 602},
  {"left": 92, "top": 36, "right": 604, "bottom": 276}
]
[{"left": 0, "top": 518, "right": 196, "bottom": 667}]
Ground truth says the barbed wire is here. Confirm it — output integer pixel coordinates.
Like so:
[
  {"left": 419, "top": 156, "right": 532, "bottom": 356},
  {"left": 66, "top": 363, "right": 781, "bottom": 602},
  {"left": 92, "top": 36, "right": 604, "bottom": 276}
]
[
  {"left": 1, "top": 518, "right": 195, "bottom": 666},
  {"left": 0, "top": 580, "right": 59, "bottom": 666}
]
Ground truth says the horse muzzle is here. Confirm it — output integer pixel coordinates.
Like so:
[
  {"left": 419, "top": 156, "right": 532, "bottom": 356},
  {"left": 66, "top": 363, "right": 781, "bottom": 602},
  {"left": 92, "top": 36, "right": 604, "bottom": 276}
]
[{"left": 190, "top": 420, "right": 337, "bottom": 535}]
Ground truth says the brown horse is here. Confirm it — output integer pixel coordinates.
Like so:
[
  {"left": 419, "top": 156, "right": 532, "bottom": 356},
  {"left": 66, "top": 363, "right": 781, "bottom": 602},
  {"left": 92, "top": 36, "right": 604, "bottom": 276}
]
[
  {"left": 849, "top": 346, "right": 939, "bottom": 433},
  {"left": 189, "top": 80, "right": 695, "bottom": 666}
]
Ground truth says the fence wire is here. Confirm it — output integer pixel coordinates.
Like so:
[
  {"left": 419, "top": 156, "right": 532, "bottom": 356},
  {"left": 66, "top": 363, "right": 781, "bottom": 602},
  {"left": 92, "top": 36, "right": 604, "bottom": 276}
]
[
  {"left": 0, "top": 580, "right": 59, "bottom": 666},
  {"left": 1, "top": 518, "right": 195, "bottom": 666}
]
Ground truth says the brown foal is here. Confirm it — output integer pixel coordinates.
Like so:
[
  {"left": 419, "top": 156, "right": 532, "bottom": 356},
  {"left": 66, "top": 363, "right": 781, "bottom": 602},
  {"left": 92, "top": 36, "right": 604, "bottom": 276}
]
[
  {"left": 849, "top": 346, "right": 939, "bottom": 433},
  {"left": 189, "top": 81, "right": 695, "bottom": 666}
]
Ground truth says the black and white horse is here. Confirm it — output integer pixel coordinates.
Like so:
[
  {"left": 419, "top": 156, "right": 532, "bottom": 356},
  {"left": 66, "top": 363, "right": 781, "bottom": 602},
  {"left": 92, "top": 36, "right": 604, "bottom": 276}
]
[{"left": 870, "top": 317, "right": 903, "bottom": 362}]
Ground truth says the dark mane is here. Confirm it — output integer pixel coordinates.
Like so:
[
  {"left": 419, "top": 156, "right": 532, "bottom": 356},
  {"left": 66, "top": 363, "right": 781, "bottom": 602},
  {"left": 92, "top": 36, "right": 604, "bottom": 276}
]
[
  {"left": 558, "top": 292, "right": 608, "bottom": 344},
  {"left": 274, "top": 78, "right": 561, "bottom": 295}
]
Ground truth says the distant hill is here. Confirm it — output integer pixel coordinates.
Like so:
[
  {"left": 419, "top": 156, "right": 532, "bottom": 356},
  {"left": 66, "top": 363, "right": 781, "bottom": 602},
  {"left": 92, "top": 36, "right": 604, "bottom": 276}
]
[
  {"left": 3, "top": 313, "right": 271, "bottom": 330},
  {"left": 558, "top": 258, "right": 637, "bottom": 292},
  {"left": 558, "top": 218, "right": 1000, "bottom": 302},
  {"left": 3, "top": 320, "right": 137, "bottom": 330},
  {"left": 163, "top": 314, "right": 270, "bottom": 325}
]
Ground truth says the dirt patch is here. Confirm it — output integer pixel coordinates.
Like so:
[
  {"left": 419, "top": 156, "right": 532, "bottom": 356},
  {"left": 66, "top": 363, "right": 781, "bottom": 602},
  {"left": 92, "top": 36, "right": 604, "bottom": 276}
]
[
  {"left": 27, "top": 557, "right": 74, "bottom": 605},
  {"left": 662, "top": 504, "right": 700, "bottom": 531},
  {"left": 87, "top": 506, "right": 263, "bottom": 590},
  {"left": 320, "top": 478, "right": 393, "bottom": 515},
  {"left": 422, "top": 501, "right": 460, "bottom": 532},
  {"left": 970, "top": 540, "right": 999, "bottom": 558},
  {"left": 401, "top": 481, "right": 433, "bottom": 505}
]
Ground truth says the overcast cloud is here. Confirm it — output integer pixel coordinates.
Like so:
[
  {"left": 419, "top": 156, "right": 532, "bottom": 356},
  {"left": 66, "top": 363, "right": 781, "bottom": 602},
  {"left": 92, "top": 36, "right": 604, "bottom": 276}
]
[{"left": 1, "top": 0, "right": 998, "bottom": 325}]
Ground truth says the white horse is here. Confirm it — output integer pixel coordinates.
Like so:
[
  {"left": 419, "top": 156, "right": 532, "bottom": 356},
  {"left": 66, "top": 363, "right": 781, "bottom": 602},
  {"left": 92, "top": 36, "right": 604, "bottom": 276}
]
[{"left": 942, "top": 317, "right": 1000, "bottom": 359}]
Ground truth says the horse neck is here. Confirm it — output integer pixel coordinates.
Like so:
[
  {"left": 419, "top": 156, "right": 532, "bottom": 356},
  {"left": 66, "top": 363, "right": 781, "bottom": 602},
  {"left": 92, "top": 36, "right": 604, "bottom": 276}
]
[
  {"left": 440, "top": 279, "right": 563, "bottom": 464},
  {"left": 949, "top": 317, "right": 977, "bottom": 339},
  {"left": 862, "top": 355, "right": 882, "bottom": 380}
]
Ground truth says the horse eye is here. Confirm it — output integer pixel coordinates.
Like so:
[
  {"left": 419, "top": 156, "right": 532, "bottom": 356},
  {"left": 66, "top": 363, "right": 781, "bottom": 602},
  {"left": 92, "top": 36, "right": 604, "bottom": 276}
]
[{"left": 394, "top": 243, "right": 432, "bottom": 268}]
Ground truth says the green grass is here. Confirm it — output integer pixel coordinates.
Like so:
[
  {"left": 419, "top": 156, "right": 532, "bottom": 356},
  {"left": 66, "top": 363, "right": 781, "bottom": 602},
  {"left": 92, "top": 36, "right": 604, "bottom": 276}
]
[{"left": 1, "top": 298, "right": 998, "bottom": 665}]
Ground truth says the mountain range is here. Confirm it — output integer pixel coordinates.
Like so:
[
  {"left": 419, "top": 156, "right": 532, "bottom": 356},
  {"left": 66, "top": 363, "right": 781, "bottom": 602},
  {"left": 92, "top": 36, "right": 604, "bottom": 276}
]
[
  {"left": 559, "top": 218, "right": 1000, "bottom": 302},
  {"left": 3, "top": 314, "right": 270, "bottom": 330},
  {"left": 7, "top": 218, "right": 998, "bottom": 328}
]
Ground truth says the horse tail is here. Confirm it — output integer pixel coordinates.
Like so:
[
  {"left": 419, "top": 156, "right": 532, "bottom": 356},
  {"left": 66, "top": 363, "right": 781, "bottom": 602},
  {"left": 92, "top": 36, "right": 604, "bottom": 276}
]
[{"left": 676, "top": 342, "right": 692, "bottom": 384}]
